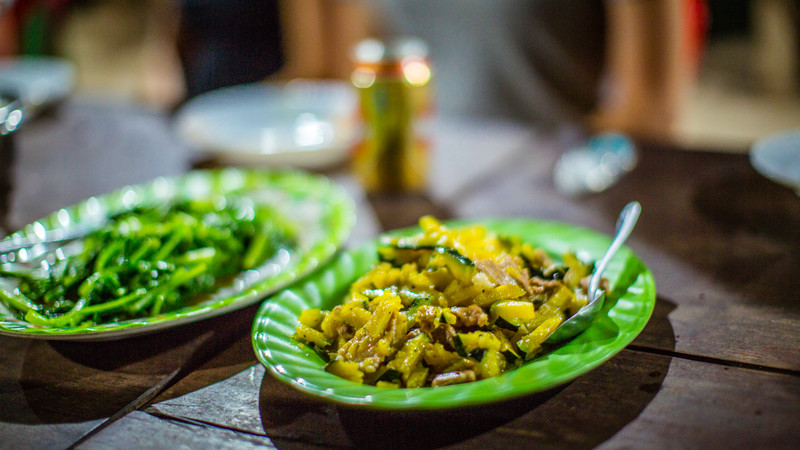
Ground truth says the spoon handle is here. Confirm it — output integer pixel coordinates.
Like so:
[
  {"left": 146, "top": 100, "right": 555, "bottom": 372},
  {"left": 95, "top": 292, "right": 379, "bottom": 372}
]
[
  {"left": 588, "top": 201, "right": 641, "bottom": 299},
  {"left": 0, "top": 224, "right": 93, "bottom": 255}
]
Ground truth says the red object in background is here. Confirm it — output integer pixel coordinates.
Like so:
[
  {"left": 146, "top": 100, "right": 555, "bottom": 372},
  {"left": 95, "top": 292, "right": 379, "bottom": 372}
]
[
  {"left": 686, "top": 0, "right": 710, "bottom": 71},
  {"left": 0, "top": 14, "right": 17, "bottom": 56}
]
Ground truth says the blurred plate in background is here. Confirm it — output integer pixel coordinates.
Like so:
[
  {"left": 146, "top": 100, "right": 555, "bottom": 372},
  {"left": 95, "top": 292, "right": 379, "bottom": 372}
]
[
  {"left": 750, "top": 130, "right": 800, "bottom": 194},
  {"left": 174, "top": 80, "right": 360, "bottom": 169},
  {"left": 0, "top": 56, "right": 75, "bottom": 116}
]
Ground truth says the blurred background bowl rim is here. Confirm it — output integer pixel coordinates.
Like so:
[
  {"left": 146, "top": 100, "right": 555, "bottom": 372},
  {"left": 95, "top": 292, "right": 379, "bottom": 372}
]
[{"left": 173, "top": 80, "right": 359, "bottom": 169}]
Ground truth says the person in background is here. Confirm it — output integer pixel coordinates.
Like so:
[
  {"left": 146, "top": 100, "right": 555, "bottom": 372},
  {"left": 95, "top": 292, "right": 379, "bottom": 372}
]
[
  {"left": 363, "top": 0, "right": 700, "bottom": 141},
  {"left": 2, "top": 0, "right": 700, "bottom": 142},
  {"left": 272, "top": 0, "right": 372, "bottom": 80},
  {"left": 370, "top": 0, "right": 605, "bottom": 132},
  {"left": 177, "top": 0, "right": 370, "bottom": 97},
  {"left": 177, "top": 0, "right": 284, "bottom": 99},
  {"left": 591, "top": 0, "right": 702, "bottom": 142}
]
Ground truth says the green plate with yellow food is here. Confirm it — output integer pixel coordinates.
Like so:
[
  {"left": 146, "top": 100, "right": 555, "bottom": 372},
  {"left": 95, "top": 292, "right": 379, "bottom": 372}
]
[
  {"left": 252, "top": 216, "right": 656, "bottom": 409},
  {"left": 0, "top": 168, "right": 355, "bottom": 340}
]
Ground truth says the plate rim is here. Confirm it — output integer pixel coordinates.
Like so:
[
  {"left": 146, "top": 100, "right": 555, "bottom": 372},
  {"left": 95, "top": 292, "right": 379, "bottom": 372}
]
[
  {"left": 251, "top": 218, "right": 657, "bottom": 410},
  {"left": 0, "top": 168, "right": 356, "bottom": 341},
  {"left": 750, "top": 129, "right": 800, "bottom": 190}
]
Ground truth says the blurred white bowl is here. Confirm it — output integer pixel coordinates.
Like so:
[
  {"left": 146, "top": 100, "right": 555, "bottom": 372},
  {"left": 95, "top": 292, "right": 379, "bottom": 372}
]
[{"left": 174, "top": 80, "right": 360, "bottom": 169}]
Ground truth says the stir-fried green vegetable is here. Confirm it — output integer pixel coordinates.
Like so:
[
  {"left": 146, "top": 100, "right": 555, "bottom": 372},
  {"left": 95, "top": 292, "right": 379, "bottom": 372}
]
[{"left": 0, "top": 197, "right": 296, "bottom": 328}]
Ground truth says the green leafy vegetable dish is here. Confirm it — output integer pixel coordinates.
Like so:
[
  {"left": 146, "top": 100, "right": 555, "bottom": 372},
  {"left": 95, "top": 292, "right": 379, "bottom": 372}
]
[
  {"left": 253, "top": 218, "right": 656, "bottom": 410},
  {"left": 0, "top": 169, "right": 355, "bottom": 340}
]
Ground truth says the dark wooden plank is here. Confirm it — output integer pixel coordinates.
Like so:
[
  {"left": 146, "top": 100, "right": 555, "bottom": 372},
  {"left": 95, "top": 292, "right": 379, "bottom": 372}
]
[
  {"left": 0, "top": 333, "right": 188, "bottom": 423},
  {"left": 150, "top": 364, "right": 352, "bottom": 447},
  {"left": 147, "top": 347, "right": 800, "bottom": 449},
  {"left": 148, "top": 306, "right": 263, "bottom": 405},
  {"left": 599, "top": 353, "right": 800, "bottom": 448},
  {"left": 82, "top": 411, "right": 276, "bottom": 450},
  {"left": 0, "top": 326, "right": 187, "bottom": 449},
  {"left": 0, "top": 301, "right": 263, "bottom": 447},
  {"left": 0, "top": 421, "right": 101, "bottom": 450},
  {"left": 456, "top": 350, "right": 800, "bottom": 449},
  {"left": 149, "top": 366, "right": 265, "bottom": 436}
]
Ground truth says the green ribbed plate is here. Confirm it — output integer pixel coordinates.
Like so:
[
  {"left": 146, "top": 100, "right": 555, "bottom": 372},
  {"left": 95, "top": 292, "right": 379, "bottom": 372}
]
[
  {"left": 0, "top": 168, "right": 355, "bottom": 340},
  {"left": 252, "top": 219, "right": 656, "bottom": 410}
]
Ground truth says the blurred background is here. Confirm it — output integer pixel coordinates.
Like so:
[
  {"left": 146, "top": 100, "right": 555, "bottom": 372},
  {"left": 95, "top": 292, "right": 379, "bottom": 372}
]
[{"left": 1, "top": 0, "right": 798, "bottom": 152}]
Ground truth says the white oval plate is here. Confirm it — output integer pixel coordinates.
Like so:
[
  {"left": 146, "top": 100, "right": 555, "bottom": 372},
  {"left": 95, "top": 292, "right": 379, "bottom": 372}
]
[{"left": 174, "top": 80, "right": 360, "bottom": 169}]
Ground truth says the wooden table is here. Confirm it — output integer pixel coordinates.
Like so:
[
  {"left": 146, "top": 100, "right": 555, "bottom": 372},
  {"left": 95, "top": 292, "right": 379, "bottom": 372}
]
[{"left": 1, "top": 99, "right": 798, "bottom": 449}]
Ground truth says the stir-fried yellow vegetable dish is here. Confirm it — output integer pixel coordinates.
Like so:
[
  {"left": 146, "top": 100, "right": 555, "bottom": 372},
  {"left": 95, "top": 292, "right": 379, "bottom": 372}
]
[{"left": 293, "top": 216, "right": 606, "bottom": 388}]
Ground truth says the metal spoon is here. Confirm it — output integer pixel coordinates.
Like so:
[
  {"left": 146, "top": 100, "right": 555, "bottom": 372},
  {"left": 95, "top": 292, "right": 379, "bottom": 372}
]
[{"left": 545, "top": 201, "right": 641, "bottom": 343}]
